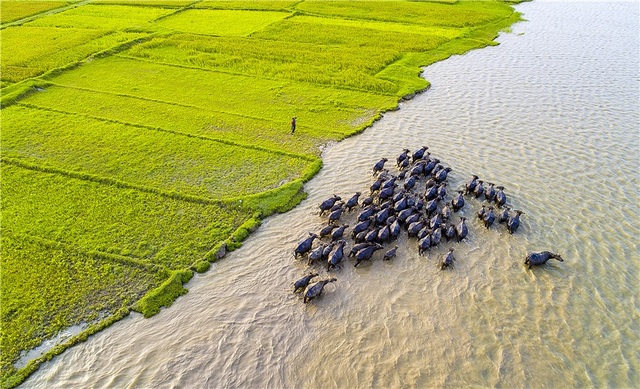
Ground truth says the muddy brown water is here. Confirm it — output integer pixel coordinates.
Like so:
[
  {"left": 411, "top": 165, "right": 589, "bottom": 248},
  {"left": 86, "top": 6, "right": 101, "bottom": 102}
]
[{"left": 23, "top": 2, "right": 639, "bottom": 388}]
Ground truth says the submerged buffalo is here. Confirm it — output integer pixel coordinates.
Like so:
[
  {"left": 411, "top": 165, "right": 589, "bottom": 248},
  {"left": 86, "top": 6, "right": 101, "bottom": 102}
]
[
  {"left": 304, "top": 278, "right": 337, "bottom": 303},
  {"left": 525, "top": 251, "right": 563, "bottom": 269},
  {"left": 319, "top": 195, "right": 341, "bottom": 215},
  {"left": 507, "top": 210, "right": 524, "bottom": 234},
  {"left": 294, "top": 232, "right": 318, "bottom": 258},
  {"left": 440, "top": 248, "right": 456, "bottom": 270},
  {"left": 294, "top": 273, "right": 319, "bottom": 292}
]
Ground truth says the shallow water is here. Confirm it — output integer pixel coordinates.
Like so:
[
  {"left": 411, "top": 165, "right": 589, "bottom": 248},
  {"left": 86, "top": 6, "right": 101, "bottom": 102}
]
[{"left": 23, "top": 2, "right": 639, "bottom": 388}]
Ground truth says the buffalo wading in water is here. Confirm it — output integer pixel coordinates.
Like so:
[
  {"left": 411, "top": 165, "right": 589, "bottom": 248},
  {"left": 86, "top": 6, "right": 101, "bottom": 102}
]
[
  {"left": 294, "top": 232, "right": 318, "bottom": 258},
  {"left": 304, "top": 278, "right": 337, "bottom": 303},
  {"left": 293, "top": 273, "right": 319, "bottom": 292},
  {"left": 319, "top": 194, "right": 341, "bottom": 215},
  {"left": 507, "top": 210, "right": 524, "bottom": 234},
  {"left": 440, "top": 248, "right": 456, "bottom": 270},
  {"left": 525, "top": 251, "right": 563, "bottom": 269}
]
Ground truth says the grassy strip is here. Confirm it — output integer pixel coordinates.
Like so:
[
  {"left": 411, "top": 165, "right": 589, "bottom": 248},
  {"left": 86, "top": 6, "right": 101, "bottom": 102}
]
[
  {"left": 2, "top": 105, "right": 313, "bottom": 199},
  {"left": 133, "top": 269, "right": 193, "bottom": 318}
]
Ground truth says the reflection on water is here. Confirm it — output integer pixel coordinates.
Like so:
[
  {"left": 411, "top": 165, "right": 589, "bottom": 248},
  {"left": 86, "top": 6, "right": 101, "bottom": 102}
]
[{"left": 23, "top": 2, "right": 639, "bottom": 388}]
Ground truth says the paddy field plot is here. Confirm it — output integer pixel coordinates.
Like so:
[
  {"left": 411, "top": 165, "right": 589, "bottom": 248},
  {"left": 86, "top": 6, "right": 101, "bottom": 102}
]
[
  {"left": 0, "top": 231, "right": 169, "bottom": 377},
  {"left": 125, "top": 33, "right": 402, "bottom": 94},
  {"left": 294, "top": 0, "right": 515, "bottom": 28},
  {"left": 23, "top": 4, "right": 175, "bottom": 30},
  {"left": 0, "top": 1, "right": 70, "bottom": 24},
  {"left": 196, "top": 1, "right": 298, "bottom": 11},
  {"left": 2, "top": 104, "right": 313, "bottom": 199},
  {"left": 43, "top": 55, "right": 396, "bottom": 136},
  {"left": 19, "top": 85, "right": 326, "bottom": 156},
  {"left": 0, "top": 26, "right": 146, "bottom": 85},
  {"left": 154, "top": 9, "right": 291, "bottom": 36},
  {"left": 1, "top": 163, "right": 249, "bottom": 269}
]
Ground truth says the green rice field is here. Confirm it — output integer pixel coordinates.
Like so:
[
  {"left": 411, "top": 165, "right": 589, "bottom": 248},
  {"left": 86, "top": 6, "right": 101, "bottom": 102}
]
[{"left": 0, "top": 1, "right": 522, "bottom": 387}]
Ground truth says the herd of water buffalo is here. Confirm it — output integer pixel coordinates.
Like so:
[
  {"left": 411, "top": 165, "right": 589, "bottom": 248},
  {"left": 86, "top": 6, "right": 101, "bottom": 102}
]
[{"left": 293, "top": 146, "right": 563, "bottom": 303}]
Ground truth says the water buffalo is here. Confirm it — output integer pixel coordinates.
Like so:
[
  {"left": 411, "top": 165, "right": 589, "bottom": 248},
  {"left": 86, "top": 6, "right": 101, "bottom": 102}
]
[
  {"left": 485, "top": 183, "right": 496, "bottom": 203},
  {"left": 451, "top": 190, "right": 465, "bottom": 212},
  {"left": 525, "top": 251, "right": 563, "bottom": 269},
  {"left": 497, "top": 206, "right": 511, "bottom": 224},
  {"left": 294, "top": 273, "right": 319, "bottom": 292},
  {"left": 319, "top": 195, "right": 341, "bottom": 215},
  {"left": 331, "top": 224, "right": 349, "bottom": 241},
  {"left": 372, "top": 158, "right": 388, "bottom": 175},
  {"left": 304, "top": 278, "right": 337, "bottom": 303},
  {"left": 483, "top": 206, "right": 495, "bottom": 229},
  {"left": 495, "top": 186, "right": 507, "bottom": 207},
  {"left": 507, "top": 210, "right": 524, "bottom": 234},
  {"left": 418, "top": 234, "right": 431, "bottom": 255},
  {"left": 294, "top": 232, "right": 318, "bottom": 258},
  {"left": 473, "top": 180, "right": 485, "bottom": 198},
  {"left": 412, "top": 146, "right": 429, "bottom": 162},
  {"left": 396, "top": 149, "right": 410, "bottom": 166},
  {"left": 465, "top": 175, "right": 479, "bottom": 195},
  {"left": 434, "top": 167, "right": 452, "bottom": 182},
  {"left": 440, "top": 248, "right": 456, "bottom": 270},
  {"left": 383, "top": 245, "right": 399, "bottom": 261},
  {"left": 327, "top": 240, "right": 347, "bottom": 271},
  {"left": 307, "top": 244, "right": 325, "bottom": 265},
  {"left": 354, "top": 243, "right": 383, "bottom": 267},
  {"left": 456, "top": 217, "right": 468, "bottom": 241},
  {"left": 319, "top": 224, "right": 337, "bottom": 238},
  {"left": 345, "top": 192, "right": 361, "bottom": 212}
]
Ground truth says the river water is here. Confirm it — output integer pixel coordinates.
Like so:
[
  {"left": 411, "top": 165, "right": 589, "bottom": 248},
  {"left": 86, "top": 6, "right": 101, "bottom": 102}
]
[{"left": 23, "top": 1, "right": 639, "bottom": 388}]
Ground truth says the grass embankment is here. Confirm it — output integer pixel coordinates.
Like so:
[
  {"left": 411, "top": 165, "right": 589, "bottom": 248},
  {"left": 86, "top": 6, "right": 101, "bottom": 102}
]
[{"left": 0, "top": 1, "right": 522, "bottom": 387}]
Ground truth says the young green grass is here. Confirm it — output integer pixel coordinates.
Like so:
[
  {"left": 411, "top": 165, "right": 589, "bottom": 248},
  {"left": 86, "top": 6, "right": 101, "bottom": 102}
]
[
  {"left": 0, "top": 231, "right": 170, "bottom": 381},
  {"left": 0, "top": 1, "right": 70, "bottom": 24},
  {"left": 124, "top": 33, "right": 402, "bottom": 94},
  {"left": 2, "top": 104, "right": 313, "bottom": 199},
  {"left": 1, "top": 161, "right": 255, "bottom": 268},
  {"left": 154, "top": 9, "right": 292, "bottom": 36},
  {"left": 24, "top": 4, "right": 175, "bottom": 30},
  {"left": 19, "top": 84, "right": 330, "bottom": 156},
  {"left": 43, "top": 55, "right": 397, "bottom": 135},
  {"left": 0, "top": 26, "right": 146, "bottom": 84}
]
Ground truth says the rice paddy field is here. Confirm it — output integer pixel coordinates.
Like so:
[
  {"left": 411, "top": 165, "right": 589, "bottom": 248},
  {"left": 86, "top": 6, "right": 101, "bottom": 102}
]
[{"left": 0, "top": 1, "right": 522, "bottom": 387}]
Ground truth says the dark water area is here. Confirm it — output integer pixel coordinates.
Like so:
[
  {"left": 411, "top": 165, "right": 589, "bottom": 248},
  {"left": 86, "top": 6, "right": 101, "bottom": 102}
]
[{"left": 23, "top": 1, "right": 639, "bottom": 388}]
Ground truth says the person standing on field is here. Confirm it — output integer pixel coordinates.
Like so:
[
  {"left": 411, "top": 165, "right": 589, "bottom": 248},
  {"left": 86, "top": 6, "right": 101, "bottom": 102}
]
[{"left": 291, "top": 116, "right": 297, "bottom": 134}]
